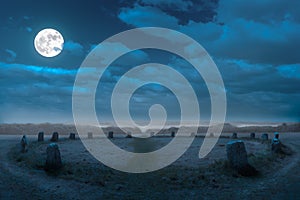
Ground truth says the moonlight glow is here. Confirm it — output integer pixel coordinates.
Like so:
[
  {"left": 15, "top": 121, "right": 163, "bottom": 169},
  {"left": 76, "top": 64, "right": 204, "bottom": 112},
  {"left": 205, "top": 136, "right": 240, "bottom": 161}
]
[{"left": 34, "top": 28, "right": 64, "bottom": 57}]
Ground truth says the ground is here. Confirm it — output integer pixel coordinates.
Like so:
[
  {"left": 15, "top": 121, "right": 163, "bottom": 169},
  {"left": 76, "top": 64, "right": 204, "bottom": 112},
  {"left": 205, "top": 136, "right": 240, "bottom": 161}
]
[{"left": 0, "top": 132, "right": 299, "bottom": 199}]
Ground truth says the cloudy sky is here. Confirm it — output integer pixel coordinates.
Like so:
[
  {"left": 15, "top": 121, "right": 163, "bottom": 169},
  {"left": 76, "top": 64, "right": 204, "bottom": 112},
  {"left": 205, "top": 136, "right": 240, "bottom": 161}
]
[{"left": 0, "top": 0, "right": 299, "bottom": 124}]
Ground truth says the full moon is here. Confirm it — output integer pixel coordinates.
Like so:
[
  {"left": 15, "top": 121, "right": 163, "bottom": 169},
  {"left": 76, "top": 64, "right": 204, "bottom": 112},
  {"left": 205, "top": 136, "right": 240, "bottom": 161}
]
[{"left": 34, "top": 28, "right": 64, "bottom": 57}]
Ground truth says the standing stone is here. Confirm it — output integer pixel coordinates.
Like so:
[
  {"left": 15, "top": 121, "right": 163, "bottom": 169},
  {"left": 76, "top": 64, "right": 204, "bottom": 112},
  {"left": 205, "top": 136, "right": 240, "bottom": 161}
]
[
  {"left": 108, "top": 131, "right": 113, "bottom": 139},
  {"left": 88, "top": 132, "right": 93, "bottom": 139},
  {"left": 126, "top": 132, "right": 132, "bottom": 138},
  {"left": 69, "top": 133, "right": 76, "bottom": 140},
  {"left": 271, "top": 132, "right": 282, "bottom": 153},
  {"left": 226, "top": 140, "right": 248, "bottom": 168},
  {"left": 20, "top": 135, "right": 28, "bottom": 153},
  {"left": 45, "top": 143, "right": 62, "bottom": 171},
  {"left": 209, "top": 133, "right": 214, "bottom": 138},
  {"left": 226, "top": 140, "right": 257, "bottom": 176},
  {"left": 250, "top": 132, "right": 255, "bottom": 139},
  {"left": 273, "top": 132, "right": 279, "bottom": 140},
  {"left": 190, "top": 132, "right": 196, "bottom": 137},
  {"left": 51, "top": 132, "right": 59, "bottom": 142},
  {"left": 261, "top": 133, "right": 269, "bottom": 141},
  {"left": 150, "top": 132, "right": 155, "bottom": 137},
  {"left": 231, "top": 132, "right": 237, "bottom": 139},
  {"left": 171, "top": 131, "right": 175, "bottom": 137},
  {"left": 38, "top": 131, "right": 44, "bottom": 142}
]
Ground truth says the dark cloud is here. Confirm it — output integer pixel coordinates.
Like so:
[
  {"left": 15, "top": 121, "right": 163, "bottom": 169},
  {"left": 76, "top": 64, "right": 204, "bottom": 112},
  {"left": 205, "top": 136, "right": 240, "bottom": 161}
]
[
  {"left": 217, "top": 0, "right": 300, "bottom": 24},
  {"left": 0, "top": 62, "right": 76, "bottom": 118},
  {"left": 119, "top": 0, "right": 218, "bottom": 27},
  {"left": 216, "top": 59, "right": 300, "bottom": 121},
  {"left": 277, "top": 64, "right": 300, "bottom": 79},
  {"left": 226, "top": 91, "right": 300, "bottom": 122},
  {"left": 209, "top": 19, "right": 300, "bottom": 65},
  {"left": 63, "top": 40, "right": 84, "bottom": 56},
  {"left": 119, "top": 0, "right": 300, "bottom": 65},
  {"left": 139, "top": 0, "right": 219, "bottom": 25},
  {"left": 119, "top": 5, "right": 179, "bottom": 29},
  {"left": 140, "top": 0, "right": 193, "bottom": 11},
  {"left": 217, "top": 59, "right": 300, "bottom": 95}
]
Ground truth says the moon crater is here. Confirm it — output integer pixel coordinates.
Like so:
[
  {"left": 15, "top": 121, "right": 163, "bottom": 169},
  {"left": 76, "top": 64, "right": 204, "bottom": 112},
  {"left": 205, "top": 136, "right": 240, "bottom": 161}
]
[{"left": 34, "top": 28, "right": 64, "bottom": 57}]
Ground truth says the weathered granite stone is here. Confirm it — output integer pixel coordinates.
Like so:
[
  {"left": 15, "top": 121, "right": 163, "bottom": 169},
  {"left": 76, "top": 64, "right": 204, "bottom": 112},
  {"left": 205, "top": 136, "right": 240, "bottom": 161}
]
[
  {"left": 226, "top": 140, "right": 258, "bottom": 176},
  {"left": 69, "top": 133, "right": 76, "bottom": 140},
  {"left": 88, "top": 132, "right": 93, "bottom": 139},
  {"left": 108, "top": 131, "right": 113, "bottom": 139},
  {"left": 231, "top": 132, "right": 237, "bottom": 139},
  {"left": 271, "top": 132, "right": 282, "bottom": 153},
  {"left": 51, "top": 132, "right": 59, "bottom": 142},
  {"left": 38, "top": 132, "right": 44, "bottom": 142},
  {"left": 126, "top": 132, "right": 132, "bottom": 138},
  {"left": 20, "top": 135, "right": 28, "bottom": 153},
  {"left": 261, "top": 133, "right": 269, "bottom": 140},
  {"left": 227, "top": 140, "right": 248, "bottom": 168},
  {"left": 45, "top": 143, "right": 62, "bottom": 171},
  {"left": 209, "top": 133, "right": 214, "bottom": 138},
  {"left": 171, "top": 131, "right": 175, "bottom": 137}
]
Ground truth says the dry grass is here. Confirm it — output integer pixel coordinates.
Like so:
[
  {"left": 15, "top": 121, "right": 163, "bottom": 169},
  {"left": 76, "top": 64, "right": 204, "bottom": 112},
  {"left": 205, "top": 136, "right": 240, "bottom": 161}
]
[{"left": 7, "top": 138, "right": 294, "bottom": 199}]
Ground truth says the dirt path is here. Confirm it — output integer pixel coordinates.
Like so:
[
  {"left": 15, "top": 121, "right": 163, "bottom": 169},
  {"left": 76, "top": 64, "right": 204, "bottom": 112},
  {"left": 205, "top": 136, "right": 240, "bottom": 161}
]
[
  {"left": 271, "top": 141, "right": 300, "bottom": 199},
  {"left": 245, "top": 133, "right": 300, "bottom": 199}
]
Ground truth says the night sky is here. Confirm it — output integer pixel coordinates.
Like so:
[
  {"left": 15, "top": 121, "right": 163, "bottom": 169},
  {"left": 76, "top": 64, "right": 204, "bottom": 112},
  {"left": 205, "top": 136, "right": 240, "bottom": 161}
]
[{"left": 0, "top": 0, "right": 299, "bottom": 123}]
